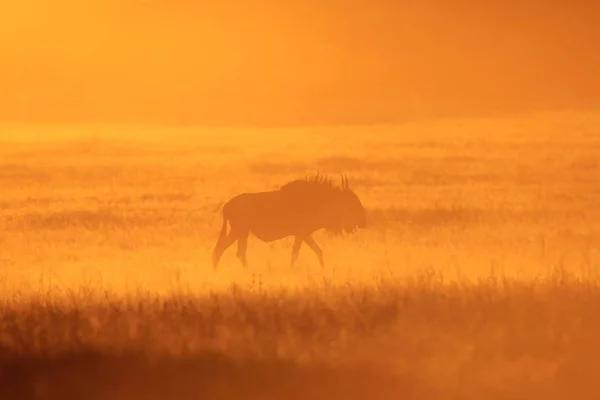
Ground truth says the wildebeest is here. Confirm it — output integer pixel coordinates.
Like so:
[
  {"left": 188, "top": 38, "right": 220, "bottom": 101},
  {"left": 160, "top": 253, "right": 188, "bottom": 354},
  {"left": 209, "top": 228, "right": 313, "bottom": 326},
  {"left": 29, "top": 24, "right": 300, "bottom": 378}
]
[{"left": 212, "top": 174, "right": 366, "bottom": 269}]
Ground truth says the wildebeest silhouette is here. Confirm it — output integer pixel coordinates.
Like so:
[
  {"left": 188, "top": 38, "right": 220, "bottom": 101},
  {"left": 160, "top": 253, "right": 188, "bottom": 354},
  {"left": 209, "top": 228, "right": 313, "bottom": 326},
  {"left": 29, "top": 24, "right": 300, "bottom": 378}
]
[{"left": 212, "top": 174, "right": 366, "bottom": 269}]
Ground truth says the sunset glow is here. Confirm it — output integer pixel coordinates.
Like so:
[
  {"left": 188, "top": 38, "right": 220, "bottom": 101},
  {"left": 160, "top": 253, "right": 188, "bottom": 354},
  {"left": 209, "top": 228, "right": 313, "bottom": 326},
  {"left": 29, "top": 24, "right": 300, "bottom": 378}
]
[
  {"left": 1, "top": 2, "right": 599, "bottom": 399},
  {"left": 2, "top": 1, "right": 600, "bottom": 126}
]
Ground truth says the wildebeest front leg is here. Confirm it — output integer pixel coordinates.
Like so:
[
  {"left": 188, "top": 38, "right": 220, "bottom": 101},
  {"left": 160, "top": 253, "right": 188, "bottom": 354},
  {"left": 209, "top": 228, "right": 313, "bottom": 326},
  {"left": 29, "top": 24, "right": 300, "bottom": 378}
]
[
  {"left": 236, "top": 231, "right": 249, "bottom": 268},
  {"left": 304, "top": 236, "right": 324, "bottom": 268},
  {"left": 291, "top": 236, "right": 303, "bottom": 266}
]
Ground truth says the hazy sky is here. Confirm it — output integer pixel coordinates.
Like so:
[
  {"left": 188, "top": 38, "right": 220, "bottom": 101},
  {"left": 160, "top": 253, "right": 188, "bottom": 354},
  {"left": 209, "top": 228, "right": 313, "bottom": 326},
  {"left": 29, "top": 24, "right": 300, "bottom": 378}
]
[{"left": 1, "top": 0, "right": 599, "bottom": 125}]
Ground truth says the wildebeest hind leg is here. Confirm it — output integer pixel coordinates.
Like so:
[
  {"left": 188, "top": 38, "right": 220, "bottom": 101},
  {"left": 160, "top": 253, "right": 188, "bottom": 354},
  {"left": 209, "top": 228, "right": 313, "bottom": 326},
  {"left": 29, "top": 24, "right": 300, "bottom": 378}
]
[
  {"left": 236, "top": 231, "right": 249, "bottom": 268},
  {"left": 304, "top": 236, "right": 324, "bottom": 268},
  {"left": 291, "top": 236, "right": 303, "bottom": 267}
]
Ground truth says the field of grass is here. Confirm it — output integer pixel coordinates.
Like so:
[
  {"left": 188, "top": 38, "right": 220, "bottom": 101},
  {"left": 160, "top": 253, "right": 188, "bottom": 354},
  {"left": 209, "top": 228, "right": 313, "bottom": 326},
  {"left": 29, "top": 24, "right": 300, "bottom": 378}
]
[{"left": 1, "top": 111, "right": 600, "bottom": 399}]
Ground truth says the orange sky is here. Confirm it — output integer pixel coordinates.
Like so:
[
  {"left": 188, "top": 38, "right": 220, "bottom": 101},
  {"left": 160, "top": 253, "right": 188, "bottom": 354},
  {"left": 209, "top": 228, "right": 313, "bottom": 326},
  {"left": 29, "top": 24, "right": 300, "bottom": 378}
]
[{"left": 1, "top": 0, "right": 599, "bottom": 126}]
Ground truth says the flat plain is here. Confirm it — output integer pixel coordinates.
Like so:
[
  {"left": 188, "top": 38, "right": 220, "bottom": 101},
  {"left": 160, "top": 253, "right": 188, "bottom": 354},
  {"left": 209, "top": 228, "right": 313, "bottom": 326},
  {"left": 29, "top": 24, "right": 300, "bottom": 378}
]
[{"left": 1, "top": 111, "right": 600, "bottom": 399}]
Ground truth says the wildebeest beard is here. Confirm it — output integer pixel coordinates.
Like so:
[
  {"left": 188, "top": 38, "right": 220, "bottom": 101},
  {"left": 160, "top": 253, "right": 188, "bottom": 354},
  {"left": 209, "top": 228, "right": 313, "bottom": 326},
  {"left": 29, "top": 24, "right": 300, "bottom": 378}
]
[{"left": 323, "top": 207, "right": 362, "bottom": 236}]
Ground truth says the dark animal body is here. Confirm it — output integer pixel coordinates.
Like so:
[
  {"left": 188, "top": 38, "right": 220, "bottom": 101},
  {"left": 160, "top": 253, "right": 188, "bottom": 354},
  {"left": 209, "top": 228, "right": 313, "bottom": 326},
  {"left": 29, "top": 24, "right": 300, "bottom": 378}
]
[{"left": 212, "top": 174, "right": 366, "bottom": 269}]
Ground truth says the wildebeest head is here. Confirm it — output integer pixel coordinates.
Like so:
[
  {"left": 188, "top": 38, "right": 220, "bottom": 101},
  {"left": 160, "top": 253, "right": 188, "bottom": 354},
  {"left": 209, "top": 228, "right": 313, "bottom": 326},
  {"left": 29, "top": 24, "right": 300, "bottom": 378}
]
[
  {"left": 336, "top": 175, "right": 366, "bottom": 233},
  {"left": 278, "top": 173, "right": 366, "bottom": 235}
]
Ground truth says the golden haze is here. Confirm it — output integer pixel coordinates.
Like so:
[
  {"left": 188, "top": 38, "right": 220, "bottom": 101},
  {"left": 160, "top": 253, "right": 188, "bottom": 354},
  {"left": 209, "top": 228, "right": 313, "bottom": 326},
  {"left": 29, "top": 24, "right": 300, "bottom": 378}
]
[
  {"left": 1, "top": 1, "right": 600, "bottom": 125},
  {"left": 1, "top": 1, "right": 600, "bottom": 398}
]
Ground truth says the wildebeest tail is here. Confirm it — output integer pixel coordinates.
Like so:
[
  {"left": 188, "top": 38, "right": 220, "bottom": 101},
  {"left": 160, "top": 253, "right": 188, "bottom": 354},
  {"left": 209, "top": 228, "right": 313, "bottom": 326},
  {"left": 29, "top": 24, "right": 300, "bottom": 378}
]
[
  {"left": 213, "top": 202, "right": 229, "bottom": 239},
  {"left": 218, "top": 211, "right": 229, "bottom": 239},
  {"left": 212, "top": 202, "right": 230, "bottom": 269},
  {"left": 211, "top": 202, "right": 225, "bottom": 226}
]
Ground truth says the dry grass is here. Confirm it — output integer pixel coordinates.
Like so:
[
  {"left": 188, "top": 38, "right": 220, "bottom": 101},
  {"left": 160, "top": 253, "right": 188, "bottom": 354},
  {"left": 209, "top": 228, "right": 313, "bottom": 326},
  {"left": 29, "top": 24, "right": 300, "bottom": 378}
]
[
  {"left": 2, "top": 275, "right": 600, "bottom": 399},
  {"left": 1, "top": 111, "right": 600, "bottom": 399}
]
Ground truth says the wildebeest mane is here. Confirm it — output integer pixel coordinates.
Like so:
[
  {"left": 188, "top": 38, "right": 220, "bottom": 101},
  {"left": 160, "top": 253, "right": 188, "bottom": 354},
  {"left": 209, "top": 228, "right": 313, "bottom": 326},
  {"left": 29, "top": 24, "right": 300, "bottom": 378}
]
[{"left": 278, "top": 173, "right": 343, "bottom": 194}]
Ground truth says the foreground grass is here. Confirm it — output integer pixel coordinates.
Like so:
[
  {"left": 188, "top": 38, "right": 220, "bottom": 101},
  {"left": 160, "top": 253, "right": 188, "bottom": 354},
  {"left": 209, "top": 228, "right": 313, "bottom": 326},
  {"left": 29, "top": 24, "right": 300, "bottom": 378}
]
[{"left": 1, "top": 271, "right": 600, "bottom": 399}]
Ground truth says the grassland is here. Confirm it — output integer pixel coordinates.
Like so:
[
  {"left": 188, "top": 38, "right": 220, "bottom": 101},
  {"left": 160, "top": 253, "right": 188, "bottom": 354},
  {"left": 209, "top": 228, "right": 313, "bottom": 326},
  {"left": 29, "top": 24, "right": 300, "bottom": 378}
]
[{"left": 1, "top": 111, "right": 600, "bottom": 399}]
